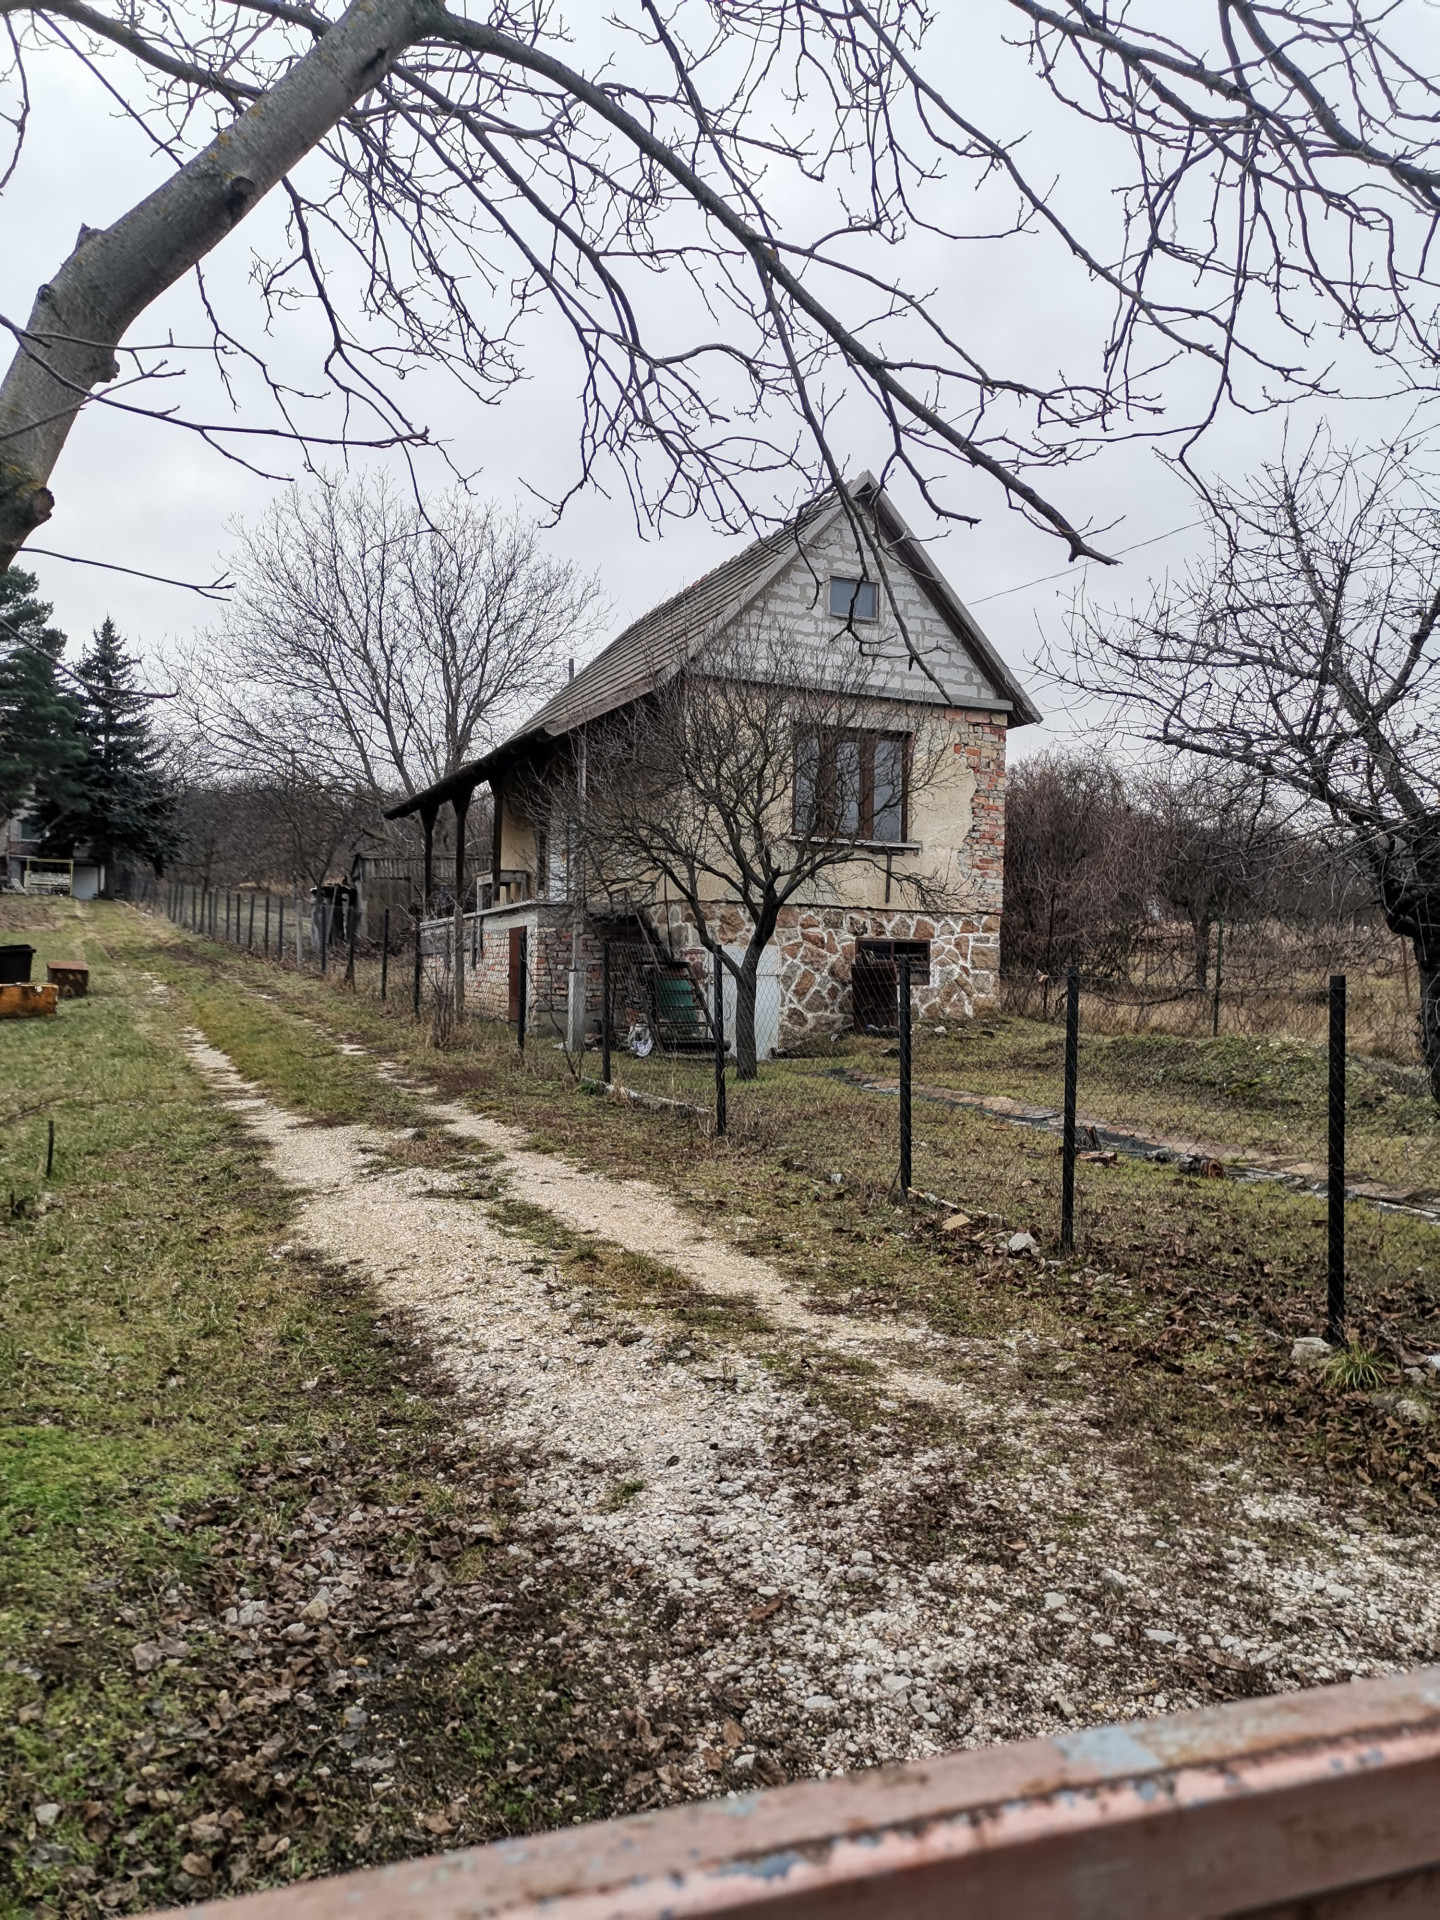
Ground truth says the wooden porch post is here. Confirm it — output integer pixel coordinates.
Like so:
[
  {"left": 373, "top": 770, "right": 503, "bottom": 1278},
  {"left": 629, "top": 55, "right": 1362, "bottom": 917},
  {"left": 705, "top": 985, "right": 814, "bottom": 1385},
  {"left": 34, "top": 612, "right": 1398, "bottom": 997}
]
[
  {"left": 453, "top": 788, "right": 470, "bottom": 1022},
  {"left": 419, "top": 799, "right": 439, "bottom": 913}
]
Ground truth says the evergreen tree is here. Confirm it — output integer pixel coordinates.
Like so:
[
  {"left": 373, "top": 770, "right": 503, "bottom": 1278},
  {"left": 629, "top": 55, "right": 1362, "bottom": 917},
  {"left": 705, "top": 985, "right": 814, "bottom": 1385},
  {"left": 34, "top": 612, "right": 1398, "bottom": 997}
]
[
  {"left": 61, "top": 618, "right": 177, "bottom": 876},
  {"left": 0, "top": 568, "right": 85, "bottom": 824}
]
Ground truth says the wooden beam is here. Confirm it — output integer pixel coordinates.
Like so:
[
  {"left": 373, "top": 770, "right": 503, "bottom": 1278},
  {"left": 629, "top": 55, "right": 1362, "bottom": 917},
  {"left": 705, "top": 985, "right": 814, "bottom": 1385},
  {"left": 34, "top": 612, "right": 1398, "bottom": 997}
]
[
  {"left": 143, "top": 1668, "right": 1440, "bottom": 1920},
  {"left": 453, "top": 788, "right": 470, "bottom": 1020}
]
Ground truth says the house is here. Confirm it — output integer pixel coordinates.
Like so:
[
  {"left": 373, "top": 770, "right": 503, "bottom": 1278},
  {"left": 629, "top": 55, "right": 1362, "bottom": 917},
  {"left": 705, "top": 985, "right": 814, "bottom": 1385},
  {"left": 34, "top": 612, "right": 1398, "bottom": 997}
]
[
  {"left": 1, "top": 805, "right": 105, "bottom": 897},
  {"left": 386, "top": 473, "right": 1037, "bottom": 1045}
]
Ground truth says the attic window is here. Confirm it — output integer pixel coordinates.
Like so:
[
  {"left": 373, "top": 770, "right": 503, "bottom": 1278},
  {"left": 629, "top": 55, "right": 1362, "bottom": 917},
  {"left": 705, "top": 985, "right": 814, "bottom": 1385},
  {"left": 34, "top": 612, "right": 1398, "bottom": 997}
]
[{"left": 829, "top": 576, "right": 878, "bottom": 622}]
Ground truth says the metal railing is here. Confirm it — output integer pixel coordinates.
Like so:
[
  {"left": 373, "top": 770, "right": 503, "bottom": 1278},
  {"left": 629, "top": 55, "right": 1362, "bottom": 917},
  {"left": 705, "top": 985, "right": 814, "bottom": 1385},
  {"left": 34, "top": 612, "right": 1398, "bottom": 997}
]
[{"left": 142, "top": 1668, "right": 1440, "bottom": 1920}]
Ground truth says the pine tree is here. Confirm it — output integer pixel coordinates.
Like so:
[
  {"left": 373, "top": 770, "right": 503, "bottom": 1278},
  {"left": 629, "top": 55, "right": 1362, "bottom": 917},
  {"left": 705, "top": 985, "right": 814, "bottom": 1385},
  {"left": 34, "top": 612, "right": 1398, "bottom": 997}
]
[
  {"left": 0, "top": 568, "right": 85, "bottom": 824},
  {"left": 61, "top": 617, "right": 177, "bottom": 876}
]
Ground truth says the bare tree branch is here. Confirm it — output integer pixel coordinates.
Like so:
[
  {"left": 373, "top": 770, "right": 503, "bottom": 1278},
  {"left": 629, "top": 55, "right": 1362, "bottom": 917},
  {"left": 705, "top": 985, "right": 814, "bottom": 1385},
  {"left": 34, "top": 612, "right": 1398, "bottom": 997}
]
[
  {"left": 1058, "top": 432, "right": 1440, "bottom": 1098},
  {"left": 2, "top": 0, "right": 1440, "bottom": 579}
]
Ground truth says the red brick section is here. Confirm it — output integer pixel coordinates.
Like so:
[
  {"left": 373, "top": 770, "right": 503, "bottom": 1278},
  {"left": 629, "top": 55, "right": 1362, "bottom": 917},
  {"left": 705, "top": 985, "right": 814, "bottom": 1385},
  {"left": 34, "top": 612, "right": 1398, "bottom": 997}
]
[
  {"left": 949, "top": 708, "right": 1006, "bottom": 906},
  {"left": 150, "top": 1669, "right": 1440, "bottom": 1920}
]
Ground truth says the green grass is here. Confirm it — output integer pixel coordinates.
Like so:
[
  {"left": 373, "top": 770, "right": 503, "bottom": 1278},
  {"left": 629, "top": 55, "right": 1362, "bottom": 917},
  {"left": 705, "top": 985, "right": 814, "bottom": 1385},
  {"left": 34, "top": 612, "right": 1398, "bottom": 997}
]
[
  {"left": 0, "top": 904, "right": 642, "bottom": 1918},
  {"left": 6, "top": 898, "right": 1438, "bottom": 1920},
  {"left": 904, "top": 1019, "right": 1440, "bottom": 1189}
]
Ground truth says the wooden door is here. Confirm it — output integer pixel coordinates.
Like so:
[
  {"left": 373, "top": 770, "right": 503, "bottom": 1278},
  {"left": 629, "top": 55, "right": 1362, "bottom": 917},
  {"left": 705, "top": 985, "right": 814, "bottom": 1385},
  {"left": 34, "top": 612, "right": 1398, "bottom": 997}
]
[{"left": 508, "top": 927, "right": 523, "bottom": 1022}]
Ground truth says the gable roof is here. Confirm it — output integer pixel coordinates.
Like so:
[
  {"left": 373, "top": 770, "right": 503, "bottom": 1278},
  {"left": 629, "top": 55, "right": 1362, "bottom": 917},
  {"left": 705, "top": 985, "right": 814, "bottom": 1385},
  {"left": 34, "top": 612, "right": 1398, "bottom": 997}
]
[{"left": 386, "top": 474, "right": 1037, "bottom": 821}]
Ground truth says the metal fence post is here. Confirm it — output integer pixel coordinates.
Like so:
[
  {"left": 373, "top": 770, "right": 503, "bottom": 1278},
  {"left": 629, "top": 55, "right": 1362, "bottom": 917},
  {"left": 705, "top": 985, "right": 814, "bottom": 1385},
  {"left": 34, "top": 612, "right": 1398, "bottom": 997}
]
[
  {"left": 264, "top": 893, "right": 270, "bottom": 956},
  {"left": 1211, "top": 917, "right": 1224, "bottom": 1038},
  {"left": 345, "top": 895, "right": 358, "bottom": 988},
  {"left": 319, "top": 897, "right": 330, "bottom": 975},
  {"left": 248, "top": 894, "right": 255, "bottom": 949},
  {"left": 1061, "top": 964, "right": 1080, "bottom": 1254},
  {"left": 277, "top": 897, "right": 285, "bottom": 966},
  {"left": 714, "top": 948, "right": 727, "bottom": 1138},
  {"left": 413, "top": 911, "right": 423, "bottom": 1017},
  {"left": 380, "top": 907, "right": 390, "bottom": 1002},
  {"left": 601, "top": 942, "right": 612, "bottom": 1085},
  {"left": 898, "top": 957, "right": 912, "bottom": 1196},
  {"left": 1328, "top": 973, "right": 1347, "bottom": 1346}
]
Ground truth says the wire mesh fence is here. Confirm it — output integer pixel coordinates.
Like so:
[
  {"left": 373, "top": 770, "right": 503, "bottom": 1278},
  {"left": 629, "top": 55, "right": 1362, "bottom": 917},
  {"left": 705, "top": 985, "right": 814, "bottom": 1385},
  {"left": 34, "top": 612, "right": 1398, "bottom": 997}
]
[
  {"left": 899, "top": 964, "right": 1440, "bottom": 1371},
  {"left": 129, "top": 879, "right": 1440, "bottom": 1365}
]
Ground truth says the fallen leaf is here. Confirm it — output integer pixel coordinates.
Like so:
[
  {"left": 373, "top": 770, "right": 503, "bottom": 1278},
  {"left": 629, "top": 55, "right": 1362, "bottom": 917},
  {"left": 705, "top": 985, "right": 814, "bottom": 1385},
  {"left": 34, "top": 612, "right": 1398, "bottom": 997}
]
[
  {"left": 180, "top": 1853, "right": 213, "bottom": 1879},
  {"left": 417, "top": 1811, "right": 453, "bottom": 1836},
  {"left": 130, "top": 1643, "right": 163, "bottom": 1674},
  {"left": 721, "top": 1717, "right": 745, "bottom": 1748},
  {"left": 747, "top": 1595, "right": 785, "bottom": 1623}
]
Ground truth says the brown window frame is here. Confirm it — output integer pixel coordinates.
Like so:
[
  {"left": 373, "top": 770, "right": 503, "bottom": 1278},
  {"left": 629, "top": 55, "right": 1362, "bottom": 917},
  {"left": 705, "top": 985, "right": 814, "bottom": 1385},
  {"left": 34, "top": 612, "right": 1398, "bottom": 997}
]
[{"left": 794, "top": 727, "right": 911, "bottom": 844}]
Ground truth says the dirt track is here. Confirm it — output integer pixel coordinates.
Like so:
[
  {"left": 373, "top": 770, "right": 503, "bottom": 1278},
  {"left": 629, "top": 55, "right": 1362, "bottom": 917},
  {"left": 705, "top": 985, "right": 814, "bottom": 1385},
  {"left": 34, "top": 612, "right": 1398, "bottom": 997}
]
[{"left": 186, "top": 1024, "right": 1440, "bottom": 1802}]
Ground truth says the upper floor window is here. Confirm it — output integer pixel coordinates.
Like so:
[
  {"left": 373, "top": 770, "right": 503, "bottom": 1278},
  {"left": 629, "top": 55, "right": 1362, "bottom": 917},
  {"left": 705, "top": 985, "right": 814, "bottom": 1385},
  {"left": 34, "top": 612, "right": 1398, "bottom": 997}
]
[
  {"left": 794, "top": 728, "right": 909, "bottom": 843},
  {"left": 829, "top": 576, "right": 878, "bottom": 622}
]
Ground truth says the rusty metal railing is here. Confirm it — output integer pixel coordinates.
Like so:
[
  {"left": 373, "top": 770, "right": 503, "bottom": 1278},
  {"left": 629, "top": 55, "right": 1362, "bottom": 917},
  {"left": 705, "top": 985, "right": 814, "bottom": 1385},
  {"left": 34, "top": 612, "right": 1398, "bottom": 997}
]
[{"left": 157, "top": 1668, "right": 1440, "bottom": 1920}]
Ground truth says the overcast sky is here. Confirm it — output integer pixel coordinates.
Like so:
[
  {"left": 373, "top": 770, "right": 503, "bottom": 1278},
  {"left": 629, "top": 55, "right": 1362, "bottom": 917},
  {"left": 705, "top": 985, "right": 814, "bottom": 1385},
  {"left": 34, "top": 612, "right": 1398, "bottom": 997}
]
[{"left": 3, "top": 2, "right": 1429, "bottom": 762}]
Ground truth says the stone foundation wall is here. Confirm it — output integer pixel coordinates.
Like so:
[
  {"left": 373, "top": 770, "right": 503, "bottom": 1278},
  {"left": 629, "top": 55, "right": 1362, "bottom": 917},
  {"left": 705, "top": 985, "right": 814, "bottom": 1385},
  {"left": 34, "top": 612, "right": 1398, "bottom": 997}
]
[{"left": 654, "top": 901, "right": 999, "bottom": 1045}]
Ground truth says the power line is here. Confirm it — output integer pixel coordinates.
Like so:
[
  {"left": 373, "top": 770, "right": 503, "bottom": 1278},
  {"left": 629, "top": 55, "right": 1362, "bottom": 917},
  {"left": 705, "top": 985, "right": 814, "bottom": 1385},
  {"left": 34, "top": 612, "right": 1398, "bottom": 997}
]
[{"left": 967, "top": 519, "right": 1204, "bottom": 608}]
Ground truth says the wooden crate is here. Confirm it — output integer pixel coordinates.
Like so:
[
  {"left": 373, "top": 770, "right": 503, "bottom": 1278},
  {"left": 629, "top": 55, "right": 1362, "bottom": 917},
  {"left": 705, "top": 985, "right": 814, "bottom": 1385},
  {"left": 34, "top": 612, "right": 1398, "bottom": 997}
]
[
  {"left": 46, "top": 960, "right": 89, "bottom": 998},
  {"left": 0, "top": 982, "right": 58, "bottom": 1019}
]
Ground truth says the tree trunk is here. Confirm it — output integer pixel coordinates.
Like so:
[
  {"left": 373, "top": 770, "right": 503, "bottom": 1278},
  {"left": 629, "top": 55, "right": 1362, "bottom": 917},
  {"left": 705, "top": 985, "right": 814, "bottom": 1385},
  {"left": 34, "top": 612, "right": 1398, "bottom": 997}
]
[
  {"left": 735, "top": 953, "right": 761, "bottom": 1081},
  {"left": 1418, "top": 948, "right": 1440, "bottom": 1107},
  {"left": 0, "top": 0, "right": 428, "bottom": 570}
]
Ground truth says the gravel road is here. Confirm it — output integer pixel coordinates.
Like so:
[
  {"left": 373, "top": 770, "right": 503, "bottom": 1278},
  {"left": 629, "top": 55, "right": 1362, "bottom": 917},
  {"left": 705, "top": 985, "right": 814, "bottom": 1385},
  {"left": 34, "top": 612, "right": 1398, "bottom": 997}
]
[{"left": 185, "top": 1029, "right": 1440, "bottom": 1807}]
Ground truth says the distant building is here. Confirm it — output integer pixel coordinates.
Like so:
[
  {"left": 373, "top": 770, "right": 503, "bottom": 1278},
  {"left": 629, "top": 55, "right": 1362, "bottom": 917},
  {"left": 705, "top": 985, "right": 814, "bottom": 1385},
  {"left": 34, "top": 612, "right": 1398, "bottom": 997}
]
[{"left": 1, "top": 804, "right": 104, "bottom": 897}]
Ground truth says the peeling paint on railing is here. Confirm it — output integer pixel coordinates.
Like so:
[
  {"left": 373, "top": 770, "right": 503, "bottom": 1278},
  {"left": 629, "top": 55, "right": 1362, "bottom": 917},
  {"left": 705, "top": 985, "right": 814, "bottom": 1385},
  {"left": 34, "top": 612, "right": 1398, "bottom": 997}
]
[{"left": 148, "top": 1669, "right": 1440, "bottom": 1920}]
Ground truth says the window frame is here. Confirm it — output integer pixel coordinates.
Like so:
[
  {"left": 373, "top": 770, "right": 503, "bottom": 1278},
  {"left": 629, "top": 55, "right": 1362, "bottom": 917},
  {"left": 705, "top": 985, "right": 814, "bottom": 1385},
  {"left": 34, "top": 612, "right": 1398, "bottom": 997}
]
[
  {"left": 828, "top": 575, "right": 879, "bottom": 623},
  {"left": 793, "top": 725, "right": 911, "bottom": 845}
]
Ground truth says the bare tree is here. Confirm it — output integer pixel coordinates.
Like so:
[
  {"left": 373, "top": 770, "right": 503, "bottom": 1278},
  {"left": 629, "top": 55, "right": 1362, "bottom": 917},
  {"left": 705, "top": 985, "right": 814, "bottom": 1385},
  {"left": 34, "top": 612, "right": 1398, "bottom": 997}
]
[
  {"left": 195, "top": 475, "right": 600, "bottom": 799},
  {"left": 1006, "top": 748, "right": 1152, "bottom": 998},
  {"left": 1064, "top": 436, "right": 1440, "bottom": 1097},
  {"left": 170, "top": 754, "right": 375, "bottom": 898},
  {"left": 4, "top": 2, "right": 1440, "bottom": 615},
  {"left": 566, "top": 627, "right": 964, "bottom": 1078},
  {"left": 1143, "top": 765, "right": 1294, "bottom": 990},
  {"left": 1000, "top": 750, "right": 1151, "bottom": 999}
]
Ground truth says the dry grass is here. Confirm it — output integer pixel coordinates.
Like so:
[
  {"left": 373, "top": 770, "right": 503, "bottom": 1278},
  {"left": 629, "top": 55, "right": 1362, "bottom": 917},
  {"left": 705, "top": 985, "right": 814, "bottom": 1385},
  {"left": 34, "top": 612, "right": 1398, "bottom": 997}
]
[{"left": 119, "top": 900, "right": 1440, "bottom": 1503}]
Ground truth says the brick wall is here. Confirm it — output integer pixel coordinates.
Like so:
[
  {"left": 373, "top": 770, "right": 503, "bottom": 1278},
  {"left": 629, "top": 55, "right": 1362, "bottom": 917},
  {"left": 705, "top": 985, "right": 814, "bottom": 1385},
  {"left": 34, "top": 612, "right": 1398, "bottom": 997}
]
[
  {"left": 643, "top": 705, "right": 1007, "bottom": 1043},
  {"left": 467, "top": 905, "right": 609, "bottom": 1033}
]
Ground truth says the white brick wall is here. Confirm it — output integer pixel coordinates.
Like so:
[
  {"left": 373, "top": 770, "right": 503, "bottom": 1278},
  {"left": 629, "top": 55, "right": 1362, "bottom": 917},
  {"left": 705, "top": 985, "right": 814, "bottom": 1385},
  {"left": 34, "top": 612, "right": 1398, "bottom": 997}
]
[{"left": 715, "top": 515, "right": 1003, "bottom": 709}]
